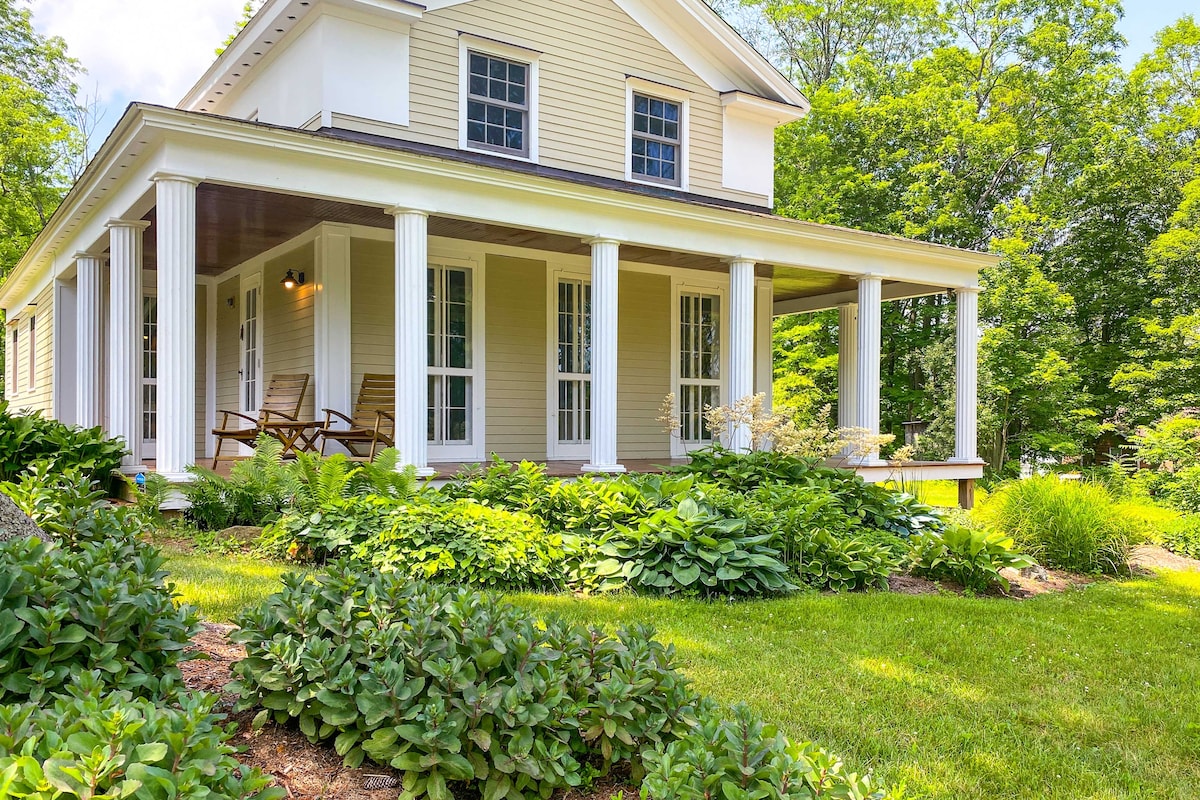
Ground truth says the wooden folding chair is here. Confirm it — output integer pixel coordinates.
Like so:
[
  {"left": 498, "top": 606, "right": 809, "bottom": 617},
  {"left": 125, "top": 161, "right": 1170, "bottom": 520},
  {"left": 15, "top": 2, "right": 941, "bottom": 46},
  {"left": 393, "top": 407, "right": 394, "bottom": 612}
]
[
  {"left": 211, "top": 373, "right": 310, "bottom": 468},
  {"left": 317, "top": 373, "right": 395, "bottom": 461}
]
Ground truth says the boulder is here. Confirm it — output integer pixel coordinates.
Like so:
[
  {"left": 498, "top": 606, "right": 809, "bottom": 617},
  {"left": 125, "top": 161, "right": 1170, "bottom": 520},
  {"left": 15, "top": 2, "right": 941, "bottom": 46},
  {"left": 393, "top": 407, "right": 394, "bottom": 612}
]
[
  {"left": 1019, "top": 564, "right": 1051, "bottom": 583},
  {"left": 0, "top": 493, "right": 49, "bottom": 542}
]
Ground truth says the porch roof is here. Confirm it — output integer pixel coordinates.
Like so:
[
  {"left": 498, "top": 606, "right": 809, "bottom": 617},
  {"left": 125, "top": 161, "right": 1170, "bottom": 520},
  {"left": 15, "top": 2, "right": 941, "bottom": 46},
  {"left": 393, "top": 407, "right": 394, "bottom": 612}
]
[{"left": 0, "top": 104, "right": 999, "bottom": 313}]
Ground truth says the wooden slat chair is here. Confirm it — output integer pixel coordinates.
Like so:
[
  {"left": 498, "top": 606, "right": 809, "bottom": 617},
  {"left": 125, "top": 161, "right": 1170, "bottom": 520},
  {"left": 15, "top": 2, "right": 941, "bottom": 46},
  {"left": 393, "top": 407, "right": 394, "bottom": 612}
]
[
  {"left": 211, "top": 373, "right": 310, "bottom": 468},
  {"left": 317, "top": 374, "right": 396, "bottom": 461}
]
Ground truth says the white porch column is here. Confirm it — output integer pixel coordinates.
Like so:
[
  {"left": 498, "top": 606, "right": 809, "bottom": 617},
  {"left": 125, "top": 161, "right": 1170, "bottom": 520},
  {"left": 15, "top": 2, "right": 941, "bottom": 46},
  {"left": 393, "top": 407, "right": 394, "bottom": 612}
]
[
  {"left": 727, "top": 258, "right": 756, "bottom": 452},
  {"left": 153, "top": 174, "right": 200, "bottom": 480},
  {"left": 837, "top": 302, "right": 858, "bottom": 432},
  {"left": 584, "top": 238, "right": 625, "bottom": 473},
  {"left": 855, "top": 275, "right": 885, "bottom": 465},
  {"left": 74, "top": 252, "right": 105, "bottom": 429},
  {"left": 390, "top": 208, "right": 434, "bottom": 476},
  {"left": 107, "top": 219, "right": 150, "bottom": 471},
  {"left": 314, "top": 224, "right": 353, "bottom": 420},
  {"left": 950, "top": 287, "right": 982, "bottom": 464}
]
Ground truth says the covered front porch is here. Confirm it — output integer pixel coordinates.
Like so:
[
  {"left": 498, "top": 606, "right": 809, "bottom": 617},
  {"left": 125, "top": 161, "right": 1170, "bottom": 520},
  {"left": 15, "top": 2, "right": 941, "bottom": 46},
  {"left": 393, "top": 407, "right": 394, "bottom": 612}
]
[{"left": 23, "top": 106, "right": 990, "bottom": 487}]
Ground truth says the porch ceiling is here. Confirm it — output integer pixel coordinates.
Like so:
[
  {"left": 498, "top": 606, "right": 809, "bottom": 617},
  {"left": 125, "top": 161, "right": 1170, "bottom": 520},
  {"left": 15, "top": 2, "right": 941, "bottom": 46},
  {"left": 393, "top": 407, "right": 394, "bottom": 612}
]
[{"left": 127, "top": 183, "right": 891, "bottom": 302}]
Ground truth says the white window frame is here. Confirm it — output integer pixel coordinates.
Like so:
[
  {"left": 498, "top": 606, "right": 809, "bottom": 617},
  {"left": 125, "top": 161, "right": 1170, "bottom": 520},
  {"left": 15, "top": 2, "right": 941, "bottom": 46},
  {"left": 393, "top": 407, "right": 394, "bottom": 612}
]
[
  {"left": 670, "top": 276, "right": 729, "bottom": 458},
  {"left": 238, "top": 272, "right": 264, "bottom": 418},
  {"left": 626, "top": 77, "right": 690, "bottom": 191},
  {"left": 546, "top": 265, "right": 592, "bottom": 460},
  {"left": 27, "top": 315, "right": 35, "bottom": 391},
  {"left": 8, "top": 324, "right": 17, "bottom": 396},
  {"left": 458, "top": 34, "right": 539, "bottom": 163},
  {"left": 427, "top": 251, "right": 486, "bottom": 463},
  {"left": 141, "top": 288, "right": 158, "bottom": 460}
]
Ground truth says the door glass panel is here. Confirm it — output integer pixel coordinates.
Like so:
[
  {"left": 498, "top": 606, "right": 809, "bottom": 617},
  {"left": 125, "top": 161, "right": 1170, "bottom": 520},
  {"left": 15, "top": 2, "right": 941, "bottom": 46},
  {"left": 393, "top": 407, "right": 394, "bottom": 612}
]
[
  {"left": 242, "top": 286, "right": 259, "bottom": 412},
  {"left": 428, "top": 265, "right": 473, "bottom": 445},
  {"left": 142, "top": 295, "right": 158, "bottom": 443},
  {"left": 679, "top": 291, "right": 720, "bottom": 443},
  {"left": 556, "top": 278, "right": 591, "bottom": 446}
]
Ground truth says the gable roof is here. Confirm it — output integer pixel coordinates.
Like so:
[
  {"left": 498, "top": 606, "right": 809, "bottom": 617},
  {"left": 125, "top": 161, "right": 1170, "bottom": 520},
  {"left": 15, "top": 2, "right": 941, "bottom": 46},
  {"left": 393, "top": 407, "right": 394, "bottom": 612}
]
[{"left": 180, "top": 0, "right": 808, "bottom": 115}]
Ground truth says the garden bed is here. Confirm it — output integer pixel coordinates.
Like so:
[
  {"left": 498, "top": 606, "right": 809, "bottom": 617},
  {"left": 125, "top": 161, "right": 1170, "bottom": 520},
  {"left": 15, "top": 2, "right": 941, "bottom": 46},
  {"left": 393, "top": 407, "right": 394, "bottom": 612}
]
[{"left": 181, "top": 624, "right": 637, "bottom": 800}]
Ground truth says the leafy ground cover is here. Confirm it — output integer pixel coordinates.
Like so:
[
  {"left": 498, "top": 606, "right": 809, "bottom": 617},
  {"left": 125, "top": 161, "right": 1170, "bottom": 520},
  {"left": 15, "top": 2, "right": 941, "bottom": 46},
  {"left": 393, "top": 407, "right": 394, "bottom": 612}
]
[{"left": 163, "top": 551, "right": 1200, "bottom": 800}]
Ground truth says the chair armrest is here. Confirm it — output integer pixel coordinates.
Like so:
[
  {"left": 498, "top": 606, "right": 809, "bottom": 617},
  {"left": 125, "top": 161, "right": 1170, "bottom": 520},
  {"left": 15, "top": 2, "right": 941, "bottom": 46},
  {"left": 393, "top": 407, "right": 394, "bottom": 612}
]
[
  {"left": 322, "top": 408, "right": 356, "bottom": 427},
  {"left": 216, "top": 410, "right": 259, "bottom": 428}
]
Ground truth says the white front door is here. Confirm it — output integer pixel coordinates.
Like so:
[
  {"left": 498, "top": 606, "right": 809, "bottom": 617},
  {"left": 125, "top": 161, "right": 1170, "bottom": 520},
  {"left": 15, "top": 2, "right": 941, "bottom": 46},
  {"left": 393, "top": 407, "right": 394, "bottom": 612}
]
[
  {"left": 239, "top": 274, "right": 263, "bottom": 417},
  {"left": 140, "top": 292, "right": 157, "bottom": 459},
  {"left": 548, "top": 272, "right": 592, "bottom": 459}
]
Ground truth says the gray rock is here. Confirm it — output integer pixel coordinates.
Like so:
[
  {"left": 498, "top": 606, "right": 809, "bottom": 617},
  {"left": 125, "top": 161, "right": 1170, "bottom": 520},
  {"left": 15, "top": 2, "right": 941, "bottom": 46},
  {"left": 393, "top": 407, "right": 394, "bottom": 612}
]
[
  {"left": 0, "top": 493, "right": 49, "bottom": 543},
  {"left": 1019, "top": 564, "right": 1051, "bottom": 583}
]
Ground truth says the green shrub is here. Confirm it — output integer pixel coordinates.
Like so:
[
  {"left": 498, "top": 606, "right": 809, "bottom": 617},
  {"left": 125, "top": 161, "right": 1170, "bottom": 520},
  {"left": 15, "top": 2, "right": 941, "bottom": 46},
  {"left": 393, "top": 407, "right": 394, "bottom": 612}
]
[
  {"left": 0, "top": 402, "right": 126, "bottom": 484},
  {"left": 0, "top": 536, "right": 200, "bottom": 704},
  {"left": 595, "top": 496, "right": 796, "bottom": 597},
  {"left": 1162, "top": 514, "right": 1200, "bottom": 559},
  {"left": 980, "top": 477, "right": 1142, "bottom": 574},
  {"left": 351, "top": 500, "right": 566, "bottom": 591},
  {"left": 0, "top": 673, "right": 282, "bottom": 800},
  {"left": 795, "top": 531, "right": 899, "bottom": 592},
  {"left": 230, "top": 568, "right": 697, "bottom": 800},
  {"left": 0, "top": 463, "right": 148, "bottom": 546},
  {"left": 906, "top": 525, "right": 1035, "bottom": 593},
  {"left": 641, "top": 701, "right": 890, "bottom": 800}
]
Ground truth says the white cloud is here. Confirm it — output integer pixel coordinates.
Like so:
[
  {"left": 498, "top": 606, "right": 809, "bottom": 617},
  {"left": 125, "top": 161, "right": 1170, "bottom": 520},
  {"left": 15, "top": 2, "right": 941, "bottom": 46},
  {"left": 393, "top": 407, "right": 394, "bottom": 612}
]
[{"left": 29, "top": 0, "right": 247, "bottom": 108}]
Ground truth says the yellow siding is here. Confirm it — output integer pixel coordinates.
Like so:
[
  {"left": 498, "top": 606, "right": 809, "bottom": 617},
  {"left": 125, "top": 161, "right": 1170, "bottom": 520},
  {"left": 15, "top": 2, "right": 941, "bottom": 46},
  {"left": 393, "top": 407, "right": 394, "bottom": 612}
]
[
  {"left": 406, "top": 0, "right": 765, "bottom": 207},
  {"left": 484, "top": 254, "right": 546, "bottom": 459},
  {"left": 215, "top": 277, "right": 242, "bottom": 419},
  {"left": 349, "top": 238, "right": 394, "bottom": 394},
  {"left": 617, "top": 270, "right": 672, "bottom": 459},
  {"left": 5, "top": 285, "right": 54, "bottom": 415},
  {"left": 264, "top": 246, "right": 317, "bottom": 421}
]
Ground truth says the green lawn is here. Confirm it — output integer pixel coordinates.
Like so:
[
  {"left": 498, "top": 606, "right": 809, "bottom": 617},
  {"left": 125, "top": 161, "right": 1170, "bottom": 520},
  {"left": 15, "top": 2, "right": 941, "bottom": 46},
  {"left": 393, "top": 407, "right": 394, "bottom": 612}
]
[
  {"left": 163, "top": 551, "right": 1200, "bottom": 800},
  {"left": 885, "top": 479, "right": 988, "bottom": 508},
  {"left": 164, "top": 547, "right": 299, "bottom": 622}
]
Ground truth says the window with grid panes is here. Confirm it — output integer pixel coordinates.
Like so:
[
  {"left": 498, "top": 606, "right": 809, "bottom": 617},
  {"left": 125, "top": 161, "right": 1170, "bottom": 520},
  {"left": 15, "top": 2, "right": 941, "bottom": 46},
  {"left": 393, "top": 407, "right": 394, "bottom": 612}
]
[
  {"left": 678, "top": 292, "right": 721, "bottom": 443},
  {"left": 427, "top": 265, "right": 473, "bottom": 445},
  {"left": 466, "top": 51, "right": 529, "bottom": 156},
  {"left": 632, "top": 93, "right": 681, "bottom": 185}
]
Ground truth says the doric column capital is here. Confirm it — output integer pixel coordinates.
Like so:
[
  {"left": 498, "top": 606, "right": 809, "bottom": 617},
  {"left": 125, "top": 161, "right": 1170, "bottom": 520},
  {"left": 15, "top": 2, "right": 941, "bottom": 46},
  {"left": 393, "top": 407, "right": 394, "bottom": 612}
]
[
  {"left": 150, "top": 171, "right": 202, "bottom": 186},
  {"left": 723, "top": 255, "right": 756, "bottom": 266},
  {"left": 106, "top": 218, "right": 152, "bottom": 231},
  {"left": 854, "top": 272, "right": 886, "bottom": 283},
  {"left": 386, "top": 206, "right": 431, "bottom": 219},
  {"left": 73, "top": 250, "right": 104, "bottom": 262},
  {"left": 584, "top": 236, "right": 622, "bottom": 248},
  {"left": 954, "top": 285, "right": 982, "bottom": 296}
]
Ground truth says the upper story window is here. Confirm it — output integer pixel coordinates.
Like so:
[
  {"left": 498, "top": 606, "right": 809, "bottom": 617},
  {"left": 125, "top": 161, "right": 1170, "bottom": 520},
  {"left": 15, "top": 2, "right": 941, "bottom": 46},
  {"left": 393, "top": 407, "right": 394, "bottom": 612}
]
[
  {"left": 632, "top": 94, "right": 682, "bottom": 185},
  {"left": 464, "top": 49, "right": 531, "bottom": 158}
]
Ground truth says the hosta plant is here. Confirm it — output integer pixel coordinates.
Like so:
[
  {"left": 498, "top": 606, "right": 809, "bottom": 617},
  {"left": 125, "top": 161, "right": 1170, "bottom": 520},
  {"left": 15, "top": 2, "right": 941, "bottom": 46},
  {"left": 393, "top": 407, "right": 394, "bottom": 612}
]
[
  {"left": 595, "top": 497, "right": 796, "bottom": 596},
  {"left": 797, "top": 531, "right": 899, "bottom": 592},
  {"left": 0, "top": 672, "right": 282, "bottom": 800},
  {"left": 641, "top": 701, "right": 891, "bottom": 800},
  {"left": 0, "top": 535, "right": 199, "bottom": 703},
  {"left": 1162, "top": 514, "right": 1200, "bottom": 559},
  {"left": 906, "top": 525, "right": 1035, "bottom": 593},
  {"left": 229, "top": 567, "right": 697, "bottom": 800}
]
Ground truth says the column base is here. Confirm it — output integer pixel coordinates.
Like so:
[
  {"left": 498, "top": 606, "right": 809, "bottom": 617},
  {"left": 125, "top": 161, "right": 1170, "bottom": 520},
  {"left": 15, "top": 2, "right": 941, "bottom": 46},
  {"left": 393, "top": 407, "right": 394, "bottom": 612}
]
[
  {"left": 582, "top": 463, "right": 627, "bottom": 474},
  {"left": 848, "top": 456, "right": 889, "bottom": 468},
  {"left": 117, "top": 463, "right": 151, "bottom": 476},
  {"left": 154, "top": 471, "right": 197, "bottom": 484},
  {"left": 415, "top": 467, "right": 437, "bottom": 478},
  {"left": 946, "top": 457, "right": 987, "bottom": 465}
]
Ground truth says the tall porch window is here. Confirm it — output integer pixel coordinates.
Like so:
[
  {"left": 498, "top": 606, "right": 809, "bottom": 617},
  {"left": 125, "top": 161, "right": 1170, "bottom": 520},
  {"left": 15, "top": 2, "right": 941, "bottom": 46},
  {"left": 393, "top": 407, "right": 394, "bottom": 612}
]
[
  {"left": 428, "top": 264, "right": 473, "bottom": 446},
  {"left": 678, "top": 291, "right": 721, "bottom": 445},
  {"left": 555, "top": 277, "right": 591, "bottom": 453}
]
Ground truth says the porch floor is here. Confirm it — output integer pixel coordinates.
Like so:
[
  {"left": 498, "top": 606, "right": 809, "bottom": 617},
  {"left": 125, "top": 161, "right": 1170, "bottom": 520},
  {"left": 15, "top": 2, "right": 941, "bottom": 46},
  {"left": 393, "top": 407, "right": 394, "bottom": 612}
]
[{"left": 142, "top": 458, "right": 690, "bottom": 479}]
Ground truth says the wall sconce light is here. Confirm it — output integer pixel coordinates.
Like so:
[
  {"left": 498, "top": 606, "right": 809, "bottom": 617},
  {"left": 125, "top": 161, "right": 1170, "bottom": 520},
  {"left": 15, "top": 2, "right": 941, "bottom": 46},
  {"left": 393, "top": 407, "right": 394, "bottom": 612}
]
[
  {"left": 280, "top": 269, "right": 305, "bottom": 290},
  {"left": 226, "top": 297, "right": 236, "bottom": 308}
]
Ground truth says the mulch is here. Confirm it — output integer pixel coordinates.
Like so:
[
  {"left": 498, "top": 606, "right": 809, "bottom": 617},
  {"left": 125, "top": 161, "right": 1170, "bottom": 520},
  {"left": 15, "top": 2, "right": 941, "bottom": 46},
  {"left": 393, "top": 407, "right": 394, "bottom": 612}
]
[{"left": 181, "top": 624, "right": 635, "bottom": 800}]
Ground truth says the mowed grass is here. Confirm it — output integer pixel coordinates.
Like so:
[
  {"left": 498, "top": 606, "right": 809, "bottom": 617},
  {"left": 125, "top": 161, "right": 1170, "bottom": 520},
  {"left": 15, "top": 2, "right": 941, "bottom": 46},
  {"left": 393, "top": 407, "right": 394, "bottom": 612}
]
[
  {"left": 163, "top": 547, "right": 299, "bottom": 622},
  {"left": 885, "top": 479, "right": 988, "bottom": 508},
  {"left": 162, "top": 550, "right": 1200, "bottom": 799}
]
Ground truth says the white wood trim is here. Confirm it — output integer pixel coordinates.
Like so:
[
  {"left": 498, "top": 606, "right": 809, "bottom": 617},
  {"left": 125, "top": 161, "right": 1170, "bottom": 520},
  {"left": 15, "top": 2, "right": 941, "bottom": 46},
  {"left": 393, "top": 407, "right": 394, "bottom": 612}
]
[
  {"left": 624, "top": 79, "right": 690, "bottom": 191},
  {"left": 754, "top": 277, "right": 772, "bottom": 410},
  {"left": 457, "top": 35, "right": 540, "bottom": 164},
  {"left": 669, "top": 272, "right": 729, "bottom": 458},
  {"left": 204, "top": 277, "right": 217, "bottom": 459},
  {"left": 313, "top": 223, "right": 354, "bottom": 425},
  {"left": 140, "top": 285, "right": 158, "bottom": 461},
  {"left": 545, "top": 263, "right": 593, "bottom": 460}
]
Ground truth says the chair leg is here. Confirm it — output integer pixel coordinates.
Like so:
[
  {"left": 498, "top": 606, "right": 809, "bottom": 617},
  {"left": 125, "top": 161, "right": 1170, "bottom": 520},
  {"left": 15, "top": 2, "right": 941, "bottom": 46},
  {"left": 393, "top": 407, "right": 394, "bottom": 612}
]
[{"left": 212, "top": 436, "right": 223, "bottom": 470}]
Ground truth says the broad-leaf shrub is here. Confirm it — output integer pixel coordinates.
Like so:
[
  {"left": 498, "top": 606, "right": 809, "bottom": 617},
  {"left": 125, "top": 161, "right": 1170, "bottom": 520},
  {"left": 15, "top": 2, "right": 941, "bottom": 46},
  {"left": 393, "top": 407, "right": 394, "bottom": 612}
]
[
  {"left": 1162, "top": 514, "right": 1200, "bottom": 559},
  {"left": 906, "top": 525, "right": 1035, "bottom": 593},
  {"left": 0, "top": 463, "right": 148, "bottom": 546},
  {"left": 980, "top": 477, "right": 1142, "bottom": 574},
  {"left": 795, "top": 531, "right": 898, "bottom": 592},
  {"left": 0, "top": 536, "right": 200, "bottom": 703},
  {"left": 0, "top": 673, "right": 283, "bottom": 800},
  {"left": 641, "top": 701, "right": 891, "bottom": 800},
  {"left": 230, "top": 568, "right": 697, "bottom": 800},
  {"left": 0, "top": 402, "right": 126, "bottom": 483},
  {"left": 596, "top": 497, "right": 796, "bottom": 596}
]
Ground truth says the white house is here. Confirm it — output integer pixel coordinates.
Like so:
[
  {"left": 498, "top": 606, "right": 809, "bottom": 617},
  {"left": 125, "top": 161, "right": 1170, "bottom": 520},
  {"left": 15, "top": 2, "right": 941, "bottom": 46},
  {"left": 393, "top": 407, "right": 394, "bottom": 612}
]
[{"left": 0, "top": 0, "right": 991, "bottom": 489}]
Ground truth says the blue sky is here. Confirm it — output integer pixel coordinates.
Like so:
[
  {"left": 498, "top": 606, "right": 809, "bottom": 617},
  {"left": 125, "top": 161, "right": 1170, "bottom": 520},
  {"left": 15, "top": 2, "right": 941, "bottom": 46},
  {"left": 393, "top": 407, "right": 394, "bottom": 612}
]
[{"left": 28, "top": 0, "right": 1198, "bottom": 146}]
